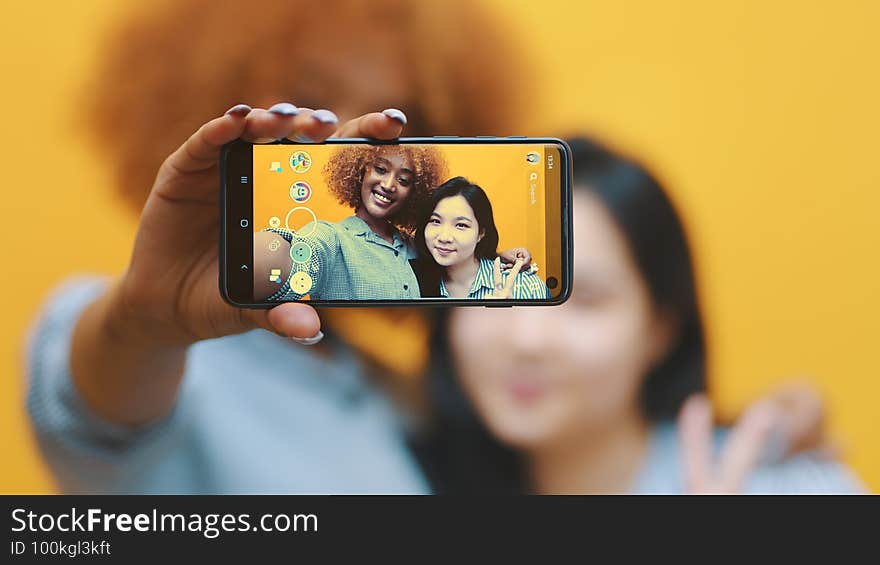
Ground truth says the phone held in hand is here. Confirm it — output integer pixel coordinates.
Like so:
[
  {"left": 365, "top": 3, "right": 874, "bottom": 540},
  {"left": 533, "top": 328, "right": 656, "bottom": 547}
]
[{"left": 221, "top": 137, "right": 573, "bottom": 308}]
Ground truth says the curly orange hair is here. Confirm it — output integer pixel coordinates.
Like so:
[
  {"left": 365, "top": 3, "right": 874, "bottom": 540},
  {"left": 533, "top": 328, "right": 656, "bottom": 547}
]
[
  {"left": 83, "top": 0, "right": 526, "bottom": 378},
  {"left": 323, "top": 145, "right": 447, "bottom": 233},
  {"left": 84, "top": 0, "right": 524, "bottom": 213}
]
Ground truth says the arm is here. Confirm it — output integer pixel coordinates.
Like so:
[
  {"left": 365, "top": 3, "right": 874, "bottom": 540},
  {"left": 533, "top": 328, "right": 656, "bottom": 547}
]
[
  {"left": 66, "top": 108, "right": 334, "bottom": 427},
  {"left": 68, "top": 279, "right": 189, "bottom": 427},
  {"left": 25, "top": 108, "right": 416, "bottom": 493},
  {"left": 43, "top": 106, "right": 405, "bottom": 433},
  {"left": 26, "top": 279, "right": 188, "bottom": 491},
  {"left": 510, "top": 271, "right": 550, "bottom": 300}
]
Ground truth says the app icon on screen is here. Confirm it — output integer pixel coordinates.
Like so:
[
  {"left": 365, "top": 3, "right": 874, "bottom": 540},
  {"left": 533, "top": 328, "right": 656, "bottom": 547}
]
[
  {"left": 269, "top": 268, "right": 282, "bottom": 283},
  {"left": 290, "top": 151, "right": 312, "bottom": 173},
  {"left": 269, "top": 161, "right": 283, "bottom": 173},
  {"left": 290, "top": 271, "right": 313, "bottom": 294},
  {"left": 290, "top": 181, "right": 312, "bottom": 203},
  {"left": 526, "top": 152, "right": 541, "bottom": 164}
]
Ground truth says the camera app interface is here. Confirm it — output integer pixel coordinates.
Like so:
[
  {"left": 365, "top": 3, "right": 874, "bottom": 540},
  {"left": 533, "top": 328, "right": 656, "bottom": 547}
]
[{"left": 252, "top": 143, "right": 561, "bottom": 302}]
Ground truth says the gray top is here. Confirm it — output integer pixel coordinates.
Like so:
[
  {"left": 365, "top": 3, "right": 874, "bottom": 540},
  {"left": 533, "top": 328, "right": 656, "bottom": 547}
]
[
  {"left": 25, "top": 278, "right": 863, "bottom": 494},
  {"left": 267, "top": 215, "right": 420, "bottom": 301}
]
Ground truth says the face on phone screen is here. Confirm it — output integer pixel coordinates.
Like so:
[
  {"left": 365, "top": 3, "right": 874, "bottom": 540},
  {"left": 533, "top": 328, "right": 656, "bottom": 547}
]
[{"left": 223, "top": 139, "right": 571, "bottom": 307}]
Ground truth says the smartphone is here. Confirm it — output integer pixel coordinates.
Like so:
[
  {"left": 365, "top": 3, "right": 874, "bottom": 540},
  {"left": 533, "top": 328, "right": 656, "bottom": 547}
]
[{"left": 221, "top": 137, "right": 572, "bottom": 307}]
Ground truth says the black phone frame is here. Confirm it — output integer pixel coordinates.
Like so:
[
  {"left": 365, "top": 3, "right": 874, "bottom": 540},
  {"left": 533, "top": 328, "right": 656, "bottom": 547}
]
[{"left": 220, "top": 136, "right": 573, "bottom": 308}]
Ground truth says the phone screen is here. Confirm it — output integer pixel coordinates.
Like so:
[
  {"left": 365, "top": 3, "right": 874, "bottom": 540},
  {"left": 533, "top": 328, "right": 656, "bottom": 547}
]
[{"left": 223, "top": 138, "right": 571, "bottom": 307}]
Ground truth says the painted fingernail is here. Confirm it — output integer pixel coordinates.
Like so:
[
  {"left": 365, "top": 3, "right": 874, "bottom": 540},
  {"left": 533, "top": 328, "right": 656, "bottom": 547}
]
[
  {"left": 291, "top": 330, "right": 324, "bottom": 346},
  {"left": 225, "top": 103, "right": 252, "bottom": 116},
  {"left": 268, "top": 102, "right": 299, "bottom": 116},
  {"left": 312, "top": 109, "right": 338, "bottom": 124},
  {"left": 382, "top": 108, "right": 407, "bottom": 125}
]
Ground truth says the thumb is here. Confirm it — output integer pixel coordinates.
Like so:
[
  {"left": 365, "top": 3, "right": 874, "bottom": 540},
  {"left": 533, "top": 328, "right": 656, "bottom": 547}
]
[{"left": 243, "top": 303, "right": 322, "bottom": 341}]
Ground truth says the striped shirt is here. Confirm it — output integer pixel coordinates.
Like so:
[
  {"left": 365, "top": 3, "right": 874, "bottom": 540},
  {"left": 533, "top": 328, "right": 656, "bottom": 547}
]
[
  {"left": 439, "top": 257, "right": 550, "bottom": 300},
  {"left": 267, "top": 216, "right": 421, "bottom": 301}
]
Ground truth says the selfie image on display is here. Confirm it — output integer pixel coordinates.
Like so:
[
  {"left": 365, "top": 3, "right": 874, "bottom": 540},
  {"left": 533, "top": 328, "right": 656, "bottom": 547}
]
[{"left": 235, "top": 141, "right": 569, "bottom": 305}]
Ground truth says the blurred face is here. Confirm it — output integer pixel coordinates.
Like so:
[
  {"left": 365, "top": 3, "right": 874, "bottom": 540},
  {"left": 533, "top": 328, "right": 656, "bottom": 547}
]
[
  {"left": 448, "top": 191, "right": 676, "bottom": 449},
  {"left": 359, "top": 149, "right": 413, "bottom": 221},
  {"left": 424, "top": 195, "right": 483, "bottom": 268}
]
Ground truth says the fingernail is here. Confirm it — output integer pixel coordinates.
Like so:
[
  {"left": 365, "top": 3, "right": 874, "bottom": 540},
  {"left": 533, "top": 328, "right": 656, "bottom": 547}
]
[
  {"left": 252, "top": 137, "right": 276, "bottom": 144},
  {"left": 312, "top": 109, "right": 338, "bottom": 124},
  {"left": 382, "top": 108, "right": 407, "bottom": 125},
  {"left": 268, "top": 102, "right": 299, "bottom": 116},
  {"left": 292, "top": 330, "right": 324, "bottom": 346},
  {"left": 225, "top": 103, "right": 252, "bottom": 116},
  {"left": 291, "top": 134, "right": 314, "bottom": 143}
]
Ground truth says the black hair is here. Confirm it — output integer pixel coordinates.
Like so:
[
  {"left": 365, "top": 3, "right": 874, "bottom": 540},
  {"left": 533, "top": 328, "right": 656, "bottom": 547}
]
[
  {"left": 411, "top": 137, "right": 707, "bottom": 493},
  {"left": 566, "top": 138, "right": 706, "bottom": 420},
  {"left": 411, "top": 176, "right": 500, "bottom": 297}
]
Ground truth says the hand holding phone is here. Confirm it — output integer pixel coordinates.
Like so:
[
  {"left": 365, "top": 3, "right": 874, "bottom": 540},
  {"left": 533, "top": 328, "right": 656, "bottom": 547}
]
[
  {"left": 66, "top": 103, "right": 415, "bottom": 429},
  {"left": 113, "top": 105, "right": 409, "bottom": 345}
]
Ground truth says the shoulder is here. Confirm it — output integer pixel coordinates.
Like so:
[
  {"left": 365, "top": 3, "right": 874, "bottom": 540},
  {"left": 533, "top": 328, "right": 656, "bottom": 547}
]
[
  {"left": 476, "top": 257, "right": 497, "bottom": 285},
  {"left": 513, "top": 269, "right": 546, "bottom": 285},
  {"left": 706, "top": 425, "right": 863, "bottom": 493},
  {"left": 286, "top": 220, "right": 343, "bottom": 253},
  {"left": 511, "top": 269, "right": 549, "bottom": 299},
  {"left": 338, "top": 215, "right": 370, "bottom": 234},
  {"left": 742, "top": 451, "right": 864, "bottom": 494},
  {"left": 478, "top": 257, "right": 496, "bottom": 272},
  {"left": 636, "top": 422, "right": 864, "bottom": 494},
  {"left": 474, "top": 259, "right": 549, "bottom": 299}
]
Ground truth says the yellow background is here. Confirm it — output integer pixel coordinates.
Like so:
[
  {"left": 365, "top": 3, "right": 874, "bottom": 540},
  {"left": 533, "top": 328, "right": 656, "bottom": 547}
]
[
  {"left": 1, "top": 1, "right": 877, "bottom": 492},
  {"left": 252, "top": 143, "right": 549, "bottom": 290}
]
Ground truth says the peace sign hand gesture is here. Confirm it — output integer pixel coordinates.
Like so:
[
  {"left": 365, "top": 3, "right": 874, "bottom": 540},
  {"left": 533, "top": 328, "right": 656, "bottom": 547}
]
[
  {"left": 678, "top": 394, "right": 779, "bottom": 493},
  {"left": 489, "top": 256, "right": 525, "bottom": 299}
]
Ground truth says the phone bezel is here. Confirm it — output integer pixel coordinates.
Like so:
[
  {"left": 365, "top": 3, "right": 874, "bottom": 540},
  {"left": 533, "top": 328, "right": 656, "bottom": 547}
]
[{"left": 220, "top": 136, "right": 573, "bottom": 308}]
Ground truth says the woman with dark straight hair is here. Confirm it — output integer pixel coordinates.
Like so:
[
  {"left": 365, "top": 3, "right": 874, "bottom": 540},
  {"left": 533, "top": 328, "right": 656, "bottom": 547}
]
[
  {"left": 413, "top": 176, "right": 548, "bottom": 300},
  {"left": 414, "top": 138, "right": 862, "bottom": 494}
]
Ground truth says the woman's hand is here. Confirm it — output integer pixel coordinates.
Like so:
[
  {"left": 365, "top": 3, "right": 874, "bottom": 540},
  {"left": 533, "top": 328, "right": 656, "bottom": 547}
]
[
  {"left": 677, "top": 383, "right": 832, "bottom": 493},
  {"left": 116, "top": 104, "right": 408, "bottom": 346},
  {"left": 498, "top": 247, "right": 533, "bottom": 271},
  {"left": 488, "top": 256, "right": 525, "bottom": 299},
  {"left": 71, "top": 104, "right": 408, "bottom": 426}
]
